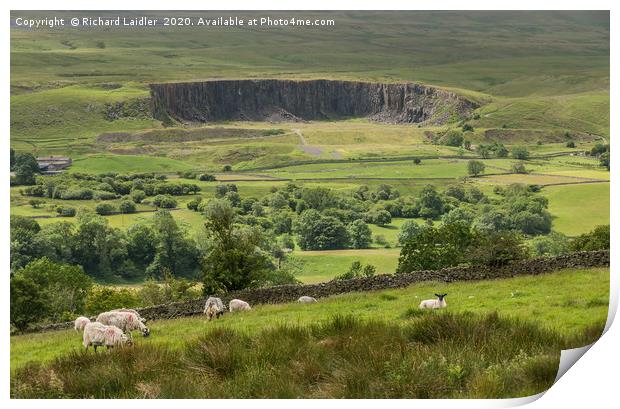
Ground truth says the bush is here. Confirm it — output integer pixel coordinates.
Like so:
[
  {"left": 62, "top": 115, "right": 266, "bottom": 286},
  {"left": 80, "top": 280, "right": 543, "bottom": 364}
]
[
  {"left": 511, "top": 162, "right": 528, "bottom": 174},
  {"left": 569, "top": 225, "right": 609, "bottom": 252},
  {"left": 335, "top": 261, "right": 377, "bottom": 280},
  {"left": 566, "top": 141, "right": 576, "bottom": 148},
  {"left": 413, "top": 158, "right": 422, "bottom": 165},
  {"left": 439, "top": 130, "right": 464, "bottom": 147},
  {"left": 186, "top": 197, "right": 203, "bottom": 211},
  {"left": 152, "top": 194, "right": 177, "bottom": 208},
  {"left": 28, "top": 199, "right": 45, "bottom": 208},
  {"left": 530, "top": 231, "right": 569, "bottom": 257},
  {"left": 131, "top": 189, "right": 146, "bottom": 203},
  {"left": 55, "top": 206, "right": 76, "bottom": 217},
  {"left": 511, "top": 146, "right": 530, "bottom": 160},
  {"left": 222, "top": 164, "right": 232, "bottom": 172},
  {"left": 467, "top": 160, "right": 485, "bottom": 177},
  {"left": 85, "top": 286, "right": 140, "bottom": 315},
  {"left": 95, "top": 203, "right": 116, "bottom": 215},
  {"left": 10, "top": 275, "right": 46, "bottom": 332},
  {"left": 119, "top": 200, "right": 137, "bottom": 214},
  {"left": 199, "top": 173, "right": 216, "bottom": 181}
]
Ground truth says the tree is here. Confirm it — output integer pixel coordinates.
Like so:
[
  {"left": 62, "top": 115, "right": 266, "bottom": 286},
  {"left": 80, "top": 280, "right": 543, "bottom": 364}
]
[
  {"left": 467, "top": 160, "right": 485, "bottom": 177},
  {"left": 530, "top": 231, "right": 569, "bottom": 257},
  {"left": 417, "top": 185, "right": 444, "bottom": 219},
  {"left": 10, "top": 275, "right": 46, "bottom": 332},
  {"left": 348, "top": 219, "right": 372, "bottom": 249},
  {"left": 148, "top": 210, "right": 199, "bottom": 278},
  {"left": 152, "top": 194, "right": 177, "bottom": 208},
  {"left": 511, "top": 146, "right": 530, "bottom": 160},
  {"left": 18, "top": 257, "right": 93, "bottom": 321},
  {"left": 202, "top": 199, "right": 276, "bottom": 293},
  {"left": 462, "top": 124, "right": 474, "bottom": 132},
  {"left": 294, "top": 209, "right": 350, "bottom": 250},
  {"left": 130, "top": 189, "right": 146, "bottom": 203},
  {"left": 199, "top": 173, "right": 216, "bottom": 181},
  {"left": 397, "top": 220, "right": 423, "bottom": 245},
  {"left": 119, "top": 200, "right": 137, "bottom": 214},
  {"left": 570, "top": 225, "right": 609, "bottom": 252},
  {"left": 397, "top": 222, "right": 476, "bottom": 272},
  {"left": 413, "top": 158, "right": 422, "bottom": 165},
  {"left": 373, "top": 209, "right": 392, "bottom": 226},
  {"left": 440, "top": 130, "right": 464, "bottom": 147},
  {"left": 465, "top": 231, "right": 529, "bottom": 267},
  {"left": 511, "top": 162, "right": 528, "bottom": 174},
  {"left": 95, "top": 203, "right": 116, "bottom": 215},
  {"left": 28, "top": 199, "right": 45, "bottom": 208},
  {"left": 566, "top": 141, "right": 576, "bottom": 148},
  {"left": 600, "top": 151, "right": 610, "bottom": 170},
  {"left": 126, "top": 222, "right": 157, "bottom": 273}
]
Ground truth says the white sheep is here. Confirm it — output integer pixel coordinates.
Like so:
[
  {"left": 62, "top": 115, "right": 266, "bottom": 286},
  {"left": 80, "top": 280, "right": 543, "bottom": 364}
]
[
  {"left": 298, "top": 296, "right": 317, "bottom": 303},
  {"left": 419, "top": 293, "right": 448, "bottom": 309},
  {"left": 82, "top": 322, "right": 131, "bottom": 351},
  {"left": 74, "top": 316, "right": 91, "bottom": 332},
  {"left": 203, "top": 297, "right": 225, "bottom": 321},
  {"left": 229, "top": 299, "right": 251, "bottom": 312},
  {"left": 97, "top": 311, "right": 150, "bottom": 337},
  {"left": 112, "top": 308, "right": 147, "bottom": 324}
]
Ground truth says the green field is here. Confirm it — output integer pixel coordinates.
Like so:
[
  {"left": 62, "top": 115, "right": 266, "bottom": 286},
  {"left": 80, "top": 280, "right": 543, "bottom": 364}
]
[
  {"left": 10, "top": 267, "right": 609, "bottom": 372},
  {"left": 543, "top": 183, "right": 610, "bottom": 236}
]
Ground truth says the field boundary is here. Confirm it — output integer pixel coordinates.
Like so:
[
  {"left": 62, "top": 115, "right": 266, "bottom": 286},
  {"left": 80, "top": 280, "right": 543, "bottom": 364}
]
[{"left": 16, "top": 250, "right": 608, "bottom": 335}]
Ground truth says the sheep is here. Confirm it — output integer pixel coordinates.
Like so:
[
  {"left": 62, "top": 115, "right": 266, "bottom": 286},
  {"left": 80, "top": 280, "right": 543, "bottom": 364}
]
[
  {"left": 419, "top": 293, "right": 448, "bottom": 309},
  {"left": 82, "top": 322, "right": 131, "bottom": 351},
  {"left": 229, "top": 299, "right": 251, "bottom": 312},
  {"left": 74, "top": 316, "right": 91, "bottom": 332},
  {"left": 97, "top": 311, "right": 150, "bottom": 337},
  {"left": 203, "top": 297, "right": 225, "bottom": 321},
  {"left": 298, "top": 296, "right": 317, "bottom": 303},
  {"left": 112, "top": 308, "right": 147, "bottom": 324}
]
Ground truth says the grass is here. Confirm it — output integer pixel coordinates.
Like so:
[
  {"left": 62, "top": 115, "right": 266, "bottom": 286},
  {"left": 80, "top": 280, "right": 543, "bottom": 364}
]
[
  {"left": 542, "top": 183, "right": 610, "bottom": 236},
  {"left": 12, "top": 312, "right": 601, "bottom": 398},
  {"left": 10, "top": 267, "right": 609, "bottom": 373}
]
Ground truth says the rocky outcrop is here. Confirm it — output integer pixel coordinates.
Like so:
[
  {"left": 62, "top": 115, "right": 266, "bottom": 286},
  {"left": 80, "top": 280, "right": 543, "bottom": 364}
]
[
  {"left": 150, "top": 79, "right": 476, "bottom": 125},
  {"left": 15, "top": 251, "right": 608, "bottom": 335}
]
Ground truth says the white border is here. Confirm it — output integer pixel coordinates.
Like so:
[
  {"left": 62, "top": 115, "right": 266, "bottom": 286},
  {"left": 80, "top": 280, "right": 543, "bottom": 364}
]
[{"left": 2, "top": 1, "right": 617, "bottom": 407}]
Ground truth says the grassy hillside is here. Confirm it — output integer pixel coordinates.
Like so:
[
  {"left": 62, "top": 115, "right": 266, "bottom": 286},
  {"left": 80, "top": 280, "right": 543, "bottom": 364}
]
[{"left": 11, "top": 267, "right": 609, "bottom": 372}]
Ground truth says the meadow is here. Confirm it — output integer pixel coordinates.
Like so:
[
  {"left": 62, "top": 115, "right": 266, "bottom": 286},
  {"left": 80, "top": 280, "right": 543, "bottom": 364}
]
[{"left": 10, "top": 267, "right": 609, "bottom": 398}]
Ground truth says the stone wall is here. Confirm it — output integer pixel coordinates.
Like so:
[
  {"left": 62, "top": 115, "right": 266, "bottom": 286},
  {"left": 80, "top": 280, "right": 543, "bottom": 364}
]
[{"left": 17, "top": 250, "right": 609, "bottom": 334}]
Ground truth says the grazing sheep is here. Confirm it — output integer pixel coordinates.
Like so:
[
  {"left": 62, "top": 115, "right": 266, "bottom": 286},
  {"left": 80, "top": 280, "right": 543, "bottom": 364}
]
[
  {"left": 419, "top": 293, "right": 448, "bottom": 309},
  {"left": 82, "top": 322, "right": 131, "bottom": 351},
  {"left": 229, "top": 299, "right": 251, "bottom": 312},
  {"left": 112, "top": 308, "right": 147, "bottom": 324},
  {"left": 74, "top": 316, "right": 91, "bottom": 332},
  {"left": 97, "top": 311, "right": 150, "bottom": 337},
  {"left": 203, "top": 297, "right": 225, "bottom": 321},
  {"left": 298, "top": 296, "right": 317, "bottom": 303}
]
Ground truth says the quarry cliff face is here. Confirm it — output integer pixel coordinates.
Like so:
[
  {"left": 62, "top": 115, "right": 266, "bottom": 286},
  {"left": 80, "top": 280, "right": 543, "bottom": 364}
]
[{"left": 150, "top": 79, "right": 476, "bottom": 125}]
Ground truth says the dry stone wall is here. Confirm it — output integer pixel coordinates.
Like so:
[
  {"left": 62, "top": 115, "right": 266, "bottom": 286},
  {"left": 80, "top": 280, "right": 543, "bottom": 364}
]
[{"left": 18, "top": 250, "right": 609, "bottom": 334}]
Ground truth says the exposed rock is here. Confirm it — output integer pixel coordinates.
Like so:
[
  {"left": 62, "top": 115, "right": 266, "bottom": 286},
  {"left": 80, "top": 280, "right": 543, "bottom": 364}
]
[{"left": 150, "top": 79, "right": 476, "bottom": 125}]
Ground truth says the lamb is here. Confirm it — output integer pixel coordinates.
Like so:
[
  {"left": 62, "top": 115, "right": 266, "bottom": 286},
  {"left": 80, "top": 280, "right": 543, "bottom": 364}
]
[
  {"left": 203, "top": 297, "right": 225, "bottom": 321},
  {"left": 112, "top": 308, "right": 147, "bottom": 324},
  {"left": 96, "top": 311, "right": 150, "bottom": 337},
  {"left": 419, "top": 293, "right": 448, "bottom": 309},
  {"left": 74, "top": 316, "right": 91, "bottom": 332},
  {"left": 229, "top": 299, "right": 251, "bottom": 312},
  {"left": 298, "top": 296, "right": 317, "bottom": 303},
  {"left": 82, "top": 322, "right": 131, "bottom": 351}
]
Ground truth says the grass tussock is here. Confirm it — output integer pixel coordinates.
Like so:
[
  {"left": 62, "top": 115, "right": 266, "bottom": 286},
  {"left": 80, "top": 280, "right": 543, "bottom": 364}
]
[{"left": 11, "top": 312, "right": 605, "bottom": 399}]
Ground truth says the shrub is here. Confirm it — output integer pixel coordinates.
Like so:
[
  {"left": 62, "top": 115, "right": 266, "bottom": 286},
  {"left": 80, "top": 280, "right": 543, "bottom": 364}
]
[
  {"left": 186, "top": 197, "right": 203, "bottom": 211},
  {"left": 10, "top": 275, "right": 46, "bottom": 332},
  {"left": 511, "top": 162, "right": 528, "bottom": 174},
  {"left": 55, "top": 206, "right": 76, "bottom": 217},
  {"left": 28, "top": 199, "right": 45, "bottom": 208},
  {"left": 335, "top": 261, "right": 377, "bottom": 280},
  {"left": 511, "top": 146, "right": 530, "bottom": 160},
  {"left": 119, "top": 200, "right": 137, "bottom": 214},
  {"left": 131, "top": 189, "right": 146, "bottom": 203},
  {"left": 85, "top": 286, "right": 140, "bottom": 315},
  {"left": 413, "top": 158, "right": 422, "bottom": 165},
  {"left": 462, "top": 123, "right": 474, "bottom": 132},
  {"left": 152, "top": 195, "right": 177, "bottom": 208},
  {"left": 93, "top": 190, "right": 119, "bottom": 200},
  {"left": 95, "top": 203, "right": 116, "bottom": 215},
  {"left": 440, "top": 130, "right": 464, "bottom": 147},
  {"left": 467, "top": 160, "right": 485, "bottom": 177},
  {"left": 530, "top": 231, "right": 569, "bottom": 257},
  {"left": 566, "top": 141, "right": 576, "bottom": 148},
  {"left": 222, "top": 164, "right": 232, "bottom": 172},
  {"left": 570, "top": 225, "right": 609, "bottom": 252},
  {"left": 199, "top": 173, "right": 216, "bottom": 181}
]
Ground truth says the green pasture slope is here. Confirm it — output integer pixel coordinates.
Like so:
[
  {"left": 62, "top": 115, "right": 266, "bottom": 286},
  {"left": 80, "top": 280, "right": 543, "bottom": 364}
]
[{"left": 11, "top": 267, "right": 609, "bottom": 373}]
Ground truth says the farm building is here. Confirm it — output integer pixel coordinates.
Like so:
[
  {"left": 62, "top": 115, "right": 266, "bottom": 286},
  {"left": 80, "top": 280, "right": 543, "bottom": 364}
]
[{"left": 36, "top": 156, "right": 72, "bottom": 173}]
